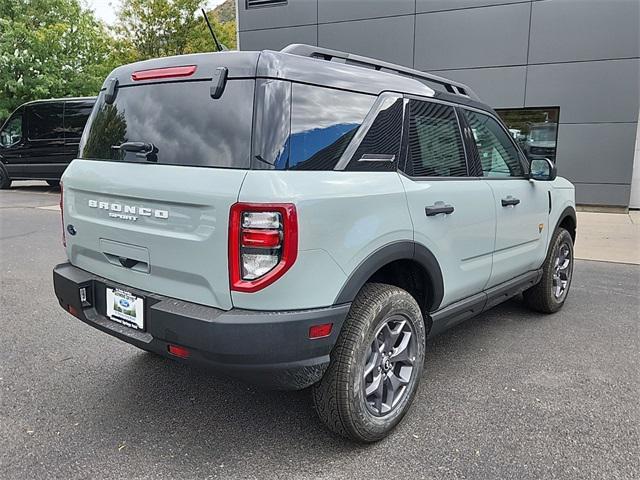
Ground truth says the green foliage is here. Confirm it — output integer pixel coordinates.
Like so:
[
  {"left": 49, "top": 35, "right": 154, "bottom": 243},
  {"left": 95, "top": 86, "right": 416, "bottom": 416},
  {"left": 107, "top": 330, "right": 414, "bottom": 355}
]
[
  {"left": 82, "top": 104, "right": 127, "bottom": 160},
  {"left": 0, "top": 0, "right": 122, "bottom": 120},
  {"left": 0, "top": 0, "right": 237, "bottom": 123},
  {"left": 117, "top": 0, "right": 237, "bottom": 61}
]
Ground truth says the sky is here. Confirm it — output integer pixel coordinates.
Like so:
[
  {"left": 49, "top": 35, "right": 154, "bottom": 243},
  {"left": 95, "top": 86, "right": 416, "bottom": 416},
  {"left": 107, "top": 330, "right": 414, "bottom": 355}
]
[{"left": 83, "top": 0, "right": 227, "bottom": 25}]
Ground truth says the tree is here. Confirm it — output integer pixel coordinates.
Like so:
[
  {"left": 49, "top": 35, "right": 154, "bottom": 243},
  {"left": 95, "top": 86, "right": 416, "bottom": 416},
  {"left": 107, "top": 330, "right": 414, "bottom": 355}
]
[
  {"left": 0, "top": 0, "right": 121, "bottom": 121},
  {"left": 117, "top": 0, "right": 236, "bottom": 62}
]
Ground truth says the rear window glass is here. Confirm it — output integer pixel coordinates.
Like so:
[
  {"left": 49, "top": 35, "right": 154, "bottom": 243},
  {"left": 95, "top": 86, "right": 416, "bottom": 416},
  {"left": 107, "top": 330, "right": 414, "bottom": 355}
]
[
  {"left": 287, "top": 84, "right": 375, "bottom": 170},
  {"left": 79, "top": 80, "right": 254, "bottom": 168}
]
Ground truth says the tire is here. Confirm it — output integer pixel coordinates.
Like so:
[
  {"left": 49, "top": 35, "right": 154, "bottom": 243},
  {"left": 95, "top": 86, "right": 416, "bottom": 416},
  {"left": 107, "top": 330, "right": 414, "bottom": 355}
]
[
  {"left": 46, "top": 180, "right": 60, "bottom": 187},
  {"left": 312, "top": 283, "right": 426, "bottom": 442},
  {"left": 523, "top": 227, "right": 574, "bottom": 314},
  {"left": 0, "top": 166, "right": 11, "bottom": 189}
]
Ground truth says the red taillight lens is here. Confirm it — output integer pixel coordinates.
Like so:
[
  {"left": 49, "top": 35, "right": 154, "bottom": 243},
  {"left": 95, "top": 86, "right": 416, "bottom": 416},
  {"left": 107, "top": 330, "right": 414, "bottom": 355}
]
[
  {"left": 131, "top": 65, "right": 197, "bottom": 81},
  {"left": 60, "top": 182, "right": 65, "bottom": 247},
  {"left": 229, "top": 203, "right": 298, "bottom": 293}
]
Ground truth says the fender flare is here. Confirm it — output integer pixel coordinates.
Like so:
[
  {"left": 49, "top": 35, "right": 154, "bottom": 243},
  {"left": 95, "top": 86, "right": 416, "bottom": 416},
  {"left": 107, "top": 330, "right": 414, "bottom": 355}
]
[
  {"left": 333, "top": 241, "right": 444, "bottom": 311},
  {"left": 553, "top": 206, "right": 577, "bottom": 240}
]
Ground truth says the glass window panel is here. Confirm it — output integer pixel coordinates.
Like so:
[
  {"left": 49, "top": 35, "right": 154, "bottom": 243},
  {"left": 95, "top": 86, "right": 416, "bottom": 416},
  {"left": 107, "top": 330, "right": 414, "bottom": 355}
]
[
  {"left": 405, "top": 100, "right": 467, "bottom": 177},
  {"left": 27, "top": 103, "right": 64, "bottom": 140},
  {"left": 464, "top": 110, "right": 524, "bottom": 178},
  {"left": 496, "top": 107, "right": 559, "bottom": 163},
  {"left": 288, "top": 84, "right": 375, "bottom": 170}
]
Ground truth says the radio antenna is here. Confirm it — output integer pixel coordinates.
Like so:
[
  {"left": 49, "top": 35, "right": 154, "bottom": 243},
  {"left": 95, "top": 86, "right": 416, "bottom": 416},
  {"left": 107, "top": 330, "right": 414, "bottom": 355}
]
[{"left": 201, "top": 8, "right": 224, "bottom": 52}]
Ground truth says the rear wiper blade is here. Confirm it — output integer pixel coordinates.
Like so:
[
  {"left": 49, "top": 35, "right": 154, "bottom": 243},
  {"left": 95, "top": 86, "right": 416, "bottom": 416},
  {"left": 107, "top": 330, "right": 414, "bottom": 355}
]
[
  {"left": 112, "top": 142, "right": 158, "bottom": 162},
  {"left": 112, "top": 142, "right": 154, "bottom": 153}
]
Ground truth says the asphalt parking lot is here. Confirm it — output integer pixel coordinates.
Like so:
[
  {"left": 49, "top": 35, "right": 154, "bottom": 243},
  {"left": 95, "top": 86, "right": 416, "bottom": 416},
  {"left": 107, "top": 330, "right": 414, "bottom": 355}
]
[{"left": 1, "top": 183, "right": 638, "bottom": 480}]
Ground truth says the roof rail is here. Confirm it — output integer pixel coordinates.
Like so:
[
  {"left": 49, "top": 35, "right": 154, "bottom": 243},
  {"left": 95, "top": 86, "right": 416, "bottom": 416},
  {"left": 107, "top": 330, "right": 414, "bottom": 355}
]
[{"left": 281, "top": 44, "right": 479, "bottom": 100}]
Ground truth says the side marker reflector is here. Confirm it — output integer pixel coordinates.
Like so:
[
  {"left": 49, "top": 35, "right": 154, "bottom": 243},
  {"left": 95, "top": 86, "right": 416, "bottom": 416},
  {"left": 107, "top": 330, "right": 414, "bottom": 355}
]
[
  {"left": 168, "top": 344, "right": 191, "bottom": 359},
  {"left": 309, "top": 323, "right": 333, "bottom": 339}
]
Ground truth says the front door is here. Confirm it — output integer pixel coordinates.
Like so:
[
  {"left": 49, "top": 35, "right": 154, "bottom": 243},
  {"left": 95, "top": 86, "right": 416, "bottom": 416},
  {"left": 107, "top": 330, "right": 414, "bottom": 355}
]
[
  {"left": 462, "top": 109, "right": 549, "bottom": 287},
  {"left": 400, "top": 99, "right": 496, "bottom": 308},
  {"left": 0, "top": 107, "right": 27, "bottom": 177}
]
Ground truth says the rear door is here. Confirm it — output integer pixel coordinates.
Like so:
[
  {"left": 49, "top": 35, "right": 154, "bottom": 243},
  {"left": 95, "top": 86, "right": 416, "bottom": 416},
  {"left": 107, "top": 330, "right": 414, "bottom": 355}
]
[
  {"left": 462, "top": 109, "right": 549, "bottom": 287},
  {"left": 399, "top": 98, "right": 496, "bottom": 308},
  {"left": 62, "top": 75, "right": 256, "bottom": 310},
  {"left": 63, "top": 99, "right": 94, "bottom": 167},
  {"left": 23, "top": 102, "right": 66, "bottom": 179}
]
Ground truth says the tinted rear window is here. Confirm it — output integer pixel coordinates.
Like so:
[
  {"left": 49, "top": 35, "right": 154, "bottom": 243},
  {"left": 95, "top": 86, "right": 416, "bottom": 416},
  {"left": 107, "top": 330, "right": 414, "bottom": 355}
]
[{"left": 79, "top": 80, "right": 254, "bottom": 168}]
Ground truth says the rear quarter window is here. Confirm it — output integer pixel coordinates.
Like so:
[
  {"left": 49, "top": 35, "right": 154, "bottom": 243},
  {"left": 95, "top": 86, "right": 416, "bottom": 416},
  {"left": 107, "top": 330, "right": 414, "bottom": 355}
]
[
  {"left": 79, "top": 79, "right": 254, "bottom": 169},
  {"left": 287, "top": 84, "right": 375, "bottom": 170}
]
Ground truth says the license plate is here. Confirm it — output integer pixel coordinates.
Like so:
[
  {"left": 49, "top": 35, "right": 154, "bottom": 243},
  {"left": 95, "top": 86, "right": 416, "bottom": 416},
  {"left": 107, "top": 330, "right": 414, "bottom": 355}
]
[{"left": 106, "top": 288, "right": 144, "bottom": 330}]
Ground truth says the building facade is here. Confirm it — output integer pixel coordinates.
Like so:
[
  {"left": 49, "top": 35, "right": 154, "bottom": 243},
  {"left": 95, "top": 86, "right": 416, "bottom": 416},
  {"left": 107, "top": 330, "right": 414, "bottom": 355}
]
[{"left": 237, "top": 0, "right": 640, "bottom": 208}]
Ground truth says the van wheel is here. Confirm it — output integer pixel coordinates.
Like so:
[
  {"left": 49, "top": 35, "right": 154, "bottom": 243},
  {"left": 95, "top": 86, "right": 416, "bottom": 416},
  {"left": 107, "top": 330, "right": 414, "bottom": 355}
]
[
  {"left": 312, "top": 283, "right": 425, "bottom": 442},
  {"left": 46, "top": 180, "right": 60, "bottom": 187},
  {"left": 0, "top": 166, "right": 11, "bottom": 189},
  {"left": 523, "top": 228, "right": 574, "bottom": 313}
]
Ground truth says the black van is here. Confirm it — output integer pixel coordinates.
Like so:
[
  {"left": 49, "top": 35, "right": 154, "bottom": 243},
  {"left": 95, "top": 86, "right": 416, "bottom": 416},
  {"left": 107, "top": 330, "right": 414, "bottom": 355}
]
[{"left": 0, "top": 97, "right": 96, "bottom": 189}]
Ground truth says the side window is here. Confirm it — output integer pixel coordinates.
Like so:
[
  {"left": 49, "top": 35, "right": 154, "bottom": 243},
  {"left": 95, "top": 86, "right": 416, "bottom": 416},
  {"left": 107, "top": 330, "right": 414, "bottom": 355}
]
[
  {"left": 0, "top": 111, "right": 23, "bottom": 147},
  {"left": 64, "top": 101, "right": 94, "bottom": 140},
  {"left": 464, "top": 110, "right": 524, "bottom": 177},
  {"left": 27, "top": 103, "right": 64, "bottom": 141},
  {"left": 288, "top": 84, "right": 375, "bottom": 170},
  {"left": 346, "top": 96, "right": 404, "bottom": 172},
  {"left": 404, "top": 100, "right": 467, "bottom": 177}
]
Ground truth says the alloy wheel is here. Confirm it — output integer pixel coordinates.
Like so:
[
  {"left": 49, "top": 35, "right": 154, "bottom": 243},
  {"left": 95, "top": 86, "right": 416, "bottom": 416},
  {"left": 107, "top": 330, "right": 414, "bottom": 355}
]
[
  {"left": 552, "top": 242, "right": 572, "bottom": 299},
  {"left": 363, "top": 314, "right": 417, "bottom": 416}
]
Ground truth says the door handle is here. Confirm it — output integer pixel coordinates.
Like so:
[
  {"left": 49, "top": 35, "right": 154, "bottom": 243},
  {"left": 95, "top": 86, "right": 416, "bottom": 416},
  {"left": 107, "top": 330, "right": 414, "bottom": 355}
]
[
  {"left": 501, "top": 196, "right": 520, "bottom": 207},
  {"left": 425, "top": 203, "right": 455, "bottom": 216}
]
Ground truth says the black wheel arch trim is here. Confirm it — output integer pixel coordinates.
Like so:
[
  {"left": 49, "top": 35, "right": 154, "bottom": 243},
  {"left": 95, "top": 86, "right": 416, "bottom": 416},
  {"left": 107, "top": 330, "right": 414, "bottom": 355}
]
[
  {"left": 333, "top": 240, "right": 445, "bottom": 311},
  {"left": 554, "top": 206, "right": 577, "bottom": 240}
]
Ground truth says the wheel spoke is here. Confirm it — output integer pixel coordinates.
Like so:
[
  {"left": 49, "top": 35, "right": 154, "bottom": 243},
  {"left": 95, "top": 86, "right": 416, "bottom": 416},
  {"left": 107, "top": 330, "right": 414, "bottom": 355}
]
[
  {"left": 365, "top": 371, "right": 382, "bottom": 397},
  {"left": 390, "top": 331, "right": 412, "bottom": 363}
]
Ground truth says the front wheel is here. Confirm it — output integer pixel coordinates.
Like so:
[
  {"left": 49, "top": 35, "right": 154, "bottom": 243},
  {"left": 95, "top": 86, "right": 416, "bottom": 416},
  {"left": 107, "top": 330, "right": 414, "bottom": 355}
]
[
  {"left": 312, "top": 283, "right": 426, "bottom": 442},
  {"left": 523, "top": 227, "right": 574, "bottom": 313}
]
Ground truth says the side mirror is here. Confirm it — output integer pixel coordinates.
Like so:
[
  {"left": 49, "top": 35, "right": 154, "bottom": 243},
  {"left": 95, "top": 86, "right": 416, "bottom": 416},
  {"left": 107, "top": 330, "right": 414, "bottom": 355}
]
[{"left": 529, "top": 158, "right": 557, "bottom": 181}]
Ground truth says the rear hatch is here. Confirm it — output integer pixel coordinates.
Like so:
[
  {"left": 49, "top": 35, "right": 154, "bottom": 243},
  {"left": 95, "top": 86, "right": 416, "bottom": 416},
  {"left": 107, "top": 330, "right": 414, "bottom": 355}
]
[{"left": 62, "top": 53, "right": 258, "bottom": 310}]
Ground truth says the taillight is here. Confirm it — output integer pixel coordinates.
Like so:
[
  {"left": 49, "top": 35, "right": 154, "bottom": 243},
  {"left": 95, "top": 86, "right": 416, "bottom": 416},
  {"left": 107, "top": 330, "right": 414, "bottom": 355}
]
[
  {"left": 131, "top": 65, "right": 196, "bottom": 81},
  {"left": 229, "top": 203, "right": 298, "bottom": 292},
  {"left": 60, "top": 182, "right": 65, "bottom": 247}
]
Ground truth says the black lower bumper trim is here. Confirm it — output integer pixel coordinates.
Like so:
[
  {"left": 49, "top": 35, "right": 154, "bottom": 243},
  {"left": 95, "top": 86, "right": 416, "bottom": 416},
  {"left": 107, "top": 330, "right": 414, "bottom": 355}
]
[{"left": 53, "top": 263, "right": 350, "bottom": 390}]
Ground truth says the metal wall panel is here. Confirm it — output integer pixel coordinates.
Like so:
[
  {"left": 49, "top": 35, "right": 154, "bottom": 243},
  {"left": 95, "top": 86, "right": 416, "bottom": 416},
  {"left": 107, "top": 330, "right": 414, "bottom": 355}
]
[
  {"left": 417, "top": 0, "right": 530, "bottom": 14},
  {"left": 414, "top": 3, "right": 530, "bottom": 70},
  {"left": 574, "top": 183, "right": 631, "bottom": 207},
  {"left": 239, "top": 25, "right": 317, "bottom": 51},
  {"left": 318, "top": 0, "right": 415, "bottom": 23},
  {"left": 318, "top": 15, "right": 415, "bottom": 67},
  {"left": 428, "top": 66, "right": 527, "bottom": 108},
  {"left": 238, "top": 0, "right": 317, "bottom": 32},
  {"left": 525, "top": 59, "right": 640, "bottom": 124},
  {"left": 555, "top": 122, "right": 637, "bottom": 186},
  {"left": 529, "top": 0, "right": 640, "bottom": 64}
]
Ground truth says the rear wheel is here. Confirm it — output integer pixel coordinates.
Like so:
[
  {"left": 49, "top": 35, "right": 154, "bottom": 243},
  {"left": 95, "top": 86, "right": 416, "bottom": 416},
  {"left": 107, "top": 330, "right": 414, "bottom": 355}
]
[
  {"left": 312, "top": 283, "right": 426, "bottom": 442},
  {"left": 524, "top": 227, "right": 574, "bottom": 313},
  {"left": 0, "top": 166, "right": 11, "bottom": 189}
]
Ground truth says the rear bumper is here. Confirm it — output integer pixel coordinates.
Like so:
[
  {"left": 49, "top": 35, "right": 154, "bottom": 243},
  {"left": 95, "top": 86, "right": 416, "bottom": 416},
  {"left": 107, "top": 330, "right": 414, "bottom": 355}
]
[{"left": 53, "top": 263, "right": 349, "bottom": 390}]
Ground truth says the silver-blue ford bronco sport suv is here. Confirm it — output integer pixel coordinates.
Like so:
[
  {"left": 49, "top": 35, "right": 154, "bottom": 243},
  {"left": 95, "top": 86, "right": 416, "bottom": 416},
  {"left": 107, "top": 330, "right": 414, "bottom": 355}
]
[{"left": 53, "top": 45, "right": 576, "bottom": 442}]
